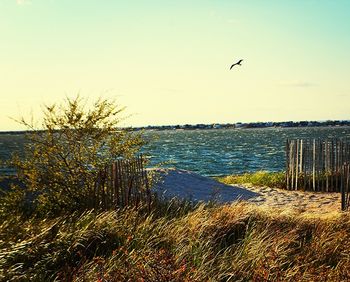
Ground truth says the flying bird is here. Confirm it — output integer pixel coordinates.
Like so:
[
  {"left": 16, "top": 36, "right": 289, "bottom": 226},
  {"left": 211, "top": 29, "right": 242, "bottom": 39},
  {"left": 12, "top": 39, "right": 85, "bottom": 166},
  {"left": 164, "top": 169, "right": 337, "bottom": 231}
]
[{"left": 230, "top": 59, "right": 243, "bottom": 70}]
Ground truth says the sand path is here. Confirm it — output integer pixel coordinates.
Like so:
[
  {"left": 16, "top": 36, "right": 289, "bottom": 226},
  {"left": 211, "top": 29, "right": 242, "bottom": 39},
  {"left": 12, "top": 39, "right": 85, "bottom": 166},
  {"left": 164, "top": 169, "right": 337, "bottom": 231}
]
[{"left": 151, "top": 168, "right": 341, "bottom": 214}]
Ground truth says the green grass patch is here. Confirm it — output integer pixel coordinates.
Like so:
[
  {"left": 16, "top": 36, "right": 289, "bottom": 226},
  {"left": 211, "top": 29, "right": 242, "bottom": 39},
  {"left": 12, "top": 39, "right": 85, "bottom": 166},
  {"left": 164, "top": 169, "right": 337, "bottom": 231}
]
[{"left": 218, "top": 171, "right": 286, "bottom": 188}]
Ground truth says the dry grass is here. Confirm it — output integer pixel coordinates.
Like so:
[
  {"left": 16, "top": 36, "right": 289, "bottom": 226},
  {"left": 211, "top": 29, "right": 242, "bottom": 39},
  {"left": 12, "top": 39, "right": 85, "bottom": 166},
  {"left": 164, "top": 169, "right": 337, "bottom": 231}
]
[{"left": 1, "top": 201, "right": 350, "bottom": 281}]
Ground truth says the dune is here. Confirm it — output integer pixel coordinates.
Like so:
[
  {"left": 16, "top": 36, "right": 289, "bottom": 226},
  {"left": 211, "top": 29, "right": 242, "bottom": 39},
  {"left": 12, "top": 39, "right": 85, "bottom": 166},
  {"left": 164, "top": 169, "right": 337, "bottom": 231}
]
[
  {"left": 150, "top": 168, "right": 341, "bottom": 214},
  {"left": 151, "top": 168, "right": 259, "bottom": 203}
]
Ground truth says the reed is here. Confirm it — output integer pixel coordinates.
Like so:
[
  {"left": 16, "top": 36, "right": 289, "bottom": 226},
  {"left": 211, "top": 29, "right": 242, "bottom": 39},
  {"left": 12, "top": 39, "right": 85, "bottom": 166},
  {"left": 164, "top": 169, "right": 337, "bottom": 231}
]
[{"left": 2, "top": 201, "right": 349, "bottom": 281}]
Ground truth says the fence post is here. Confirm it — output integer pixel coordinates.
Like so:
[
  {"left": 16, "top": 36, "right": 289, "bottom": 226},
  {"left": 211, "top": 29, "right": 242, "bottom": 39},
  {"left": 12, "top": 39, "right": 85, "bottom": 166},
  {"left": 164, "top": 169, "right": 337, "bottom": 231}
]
[
  {"left": 341, "top": 164, "right": 346, "bottom": 211},
  {"left": 286, "top": 139, "right": 290, "bottom": 190},
  {"left": 341, "top": 163, "right": 350, "bottom": 211},
  {"left": 312, "top": 139, "right": 316, "bottom": 191}
]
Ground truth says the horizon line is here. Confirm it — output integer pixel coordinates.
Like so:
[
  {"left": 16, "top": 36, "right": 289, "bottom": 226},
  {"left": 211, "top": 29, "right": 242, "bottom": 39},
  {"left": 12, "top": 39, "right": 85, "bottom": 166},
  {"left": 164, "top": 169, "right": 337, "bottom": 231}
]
[{"left": 1, "top": 119, "right": 350, "bottom": 133}]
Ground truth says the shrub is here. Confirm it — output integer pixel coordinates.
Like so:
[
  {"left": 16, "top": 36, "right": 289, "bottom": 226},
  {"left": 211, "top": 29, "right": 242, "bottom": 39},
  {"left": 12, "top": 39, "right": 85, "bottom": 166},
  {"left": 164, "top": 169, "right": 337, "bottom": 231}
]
[{"left": 9, "top": 96, "right": 144, "bottom": 214}]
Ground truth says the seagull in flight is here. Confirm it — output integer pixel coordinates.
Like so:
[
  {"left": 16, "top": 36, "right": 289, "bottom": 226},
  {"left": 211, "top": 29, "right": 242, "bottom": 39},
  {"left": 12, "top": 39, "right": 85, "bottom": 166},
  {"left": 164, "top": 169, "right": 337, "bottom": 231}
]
[{"left": 230, "top": 59, "right": 243, "bottom": 70}]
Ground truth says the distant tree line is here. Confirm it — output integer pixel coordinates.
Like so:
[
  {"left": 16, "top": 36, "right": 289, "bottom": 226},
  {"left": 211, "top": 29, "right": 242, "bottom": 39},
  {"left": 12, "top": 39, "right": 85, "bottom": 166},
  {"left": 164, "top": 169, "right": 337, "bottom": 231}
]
[{"left": 126, "top": 120, "right": 350, "bottom": 131}]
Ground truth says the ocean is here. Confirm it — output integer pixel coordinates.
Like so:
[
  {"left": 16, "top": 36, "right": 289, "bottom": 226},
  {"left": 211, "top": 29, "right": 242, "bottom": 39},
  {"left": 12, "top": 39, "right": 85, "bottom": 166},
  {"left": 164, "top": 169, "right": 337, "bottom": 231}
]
[
  {"left": 142, "top": 127, "right": 350, "bottom": 176},
  {"left": 1, "top": 127, "right": 350, "bottom": 176}
]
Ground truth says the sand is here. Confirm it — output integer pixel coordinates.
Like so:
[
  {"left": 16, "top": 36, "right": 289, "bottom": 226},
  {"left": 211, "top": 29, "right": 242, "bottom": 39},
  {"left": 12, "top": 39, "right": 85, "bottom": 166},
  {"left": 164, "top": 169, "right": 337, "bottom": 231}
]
[
  {"left": 242, "top": 184, "right": 340, "bottom": 214},
  {"left": 151, "top": 168, "right": 341, "bottom": 214}
]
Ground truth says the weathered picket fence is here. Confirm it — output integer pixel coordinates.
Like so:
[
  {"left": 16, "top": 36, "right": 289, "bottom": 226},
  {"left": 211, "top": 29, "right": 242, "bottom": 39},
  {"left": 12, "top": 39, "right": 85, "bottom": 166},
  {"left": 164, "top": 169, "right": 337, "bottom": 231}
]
[
  {"left": 286, "top": 139, "right": 350, "bottom": 192},
  {"left": 92, "top": 155, "right": 152, "bottom": 210}
]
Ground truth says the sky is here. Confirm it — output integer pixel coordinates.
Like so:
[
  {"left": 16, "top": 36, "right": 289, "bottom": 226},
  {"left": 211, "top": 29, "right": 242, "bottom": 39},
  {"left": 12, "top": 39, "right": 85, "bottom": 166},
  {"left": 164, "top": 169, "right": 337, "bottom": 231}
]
[{"left": 0, "top": 0, "right": 350, "bottom": 130}]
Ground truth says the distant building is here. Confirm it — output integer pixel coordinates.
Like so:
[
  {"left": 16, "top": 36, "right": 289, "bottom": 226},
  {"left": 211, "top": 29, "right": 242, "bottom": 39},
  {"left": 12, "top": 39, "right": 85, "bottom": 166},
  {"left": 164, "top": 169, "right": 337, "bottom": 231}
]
[{"left": 213, "top": 124, "right": 222, "bottom": 129}]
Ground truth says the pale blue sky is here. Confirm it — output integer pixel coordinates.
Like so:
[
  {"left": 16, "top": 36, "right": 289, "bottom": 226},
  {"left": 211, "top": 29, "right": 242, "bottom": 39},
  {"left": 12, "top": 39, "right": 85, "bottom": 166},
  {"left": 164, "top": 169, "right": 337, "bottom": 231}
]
[{"left": 0, "top": 0, "right": 349, "bottom": 130}]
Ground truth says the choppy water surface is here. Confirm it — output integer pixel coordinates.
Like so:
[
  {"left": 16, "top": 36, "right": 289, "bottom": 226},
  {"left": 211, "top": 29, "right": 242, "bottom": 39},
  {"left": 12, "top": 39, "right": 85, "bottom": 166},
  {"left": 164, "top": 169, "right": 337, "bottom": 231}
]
[
  {"left": 1, "top": 127, "right": 350, "bottom": 176},
  {"left": 142, "top": 127, "right": 350, "bottom": 176}
]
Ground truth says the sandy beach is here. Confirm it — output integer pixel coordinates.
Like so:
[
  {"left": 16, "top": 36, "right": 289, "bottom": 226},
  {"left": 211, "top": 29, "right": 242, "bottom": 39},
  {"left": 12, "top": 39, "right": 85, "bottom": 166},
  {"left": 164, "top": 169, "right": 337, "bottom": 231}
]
[
  {"left": 152, "top": 168, "right": 341, "bottom": 214},
  {"left": 241, "top": 184, "right": 341, "bottom": 214}
]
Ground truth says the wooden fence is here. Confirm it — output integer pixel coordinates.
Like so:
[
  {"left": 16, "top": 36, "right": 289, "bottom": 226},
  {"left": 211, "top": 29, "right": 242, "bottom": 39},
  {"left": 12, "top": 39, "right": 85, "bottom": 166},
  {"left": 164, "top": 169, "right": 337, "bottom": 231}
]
[
  {"left": 92, "top": 155, "right": 151, "bottom": 210},
  {"left": 286, "top": 139, "right": 350, "bottom": 192}
]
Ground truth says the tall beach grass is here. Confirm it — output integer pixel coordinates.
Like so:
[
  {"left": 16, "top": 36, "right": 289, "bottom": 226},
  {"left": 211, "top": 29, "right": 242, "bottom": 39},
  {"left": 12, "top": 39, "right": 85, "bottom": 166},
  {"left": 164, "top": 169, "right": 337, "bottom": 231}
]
[{"left": 1, "top": 201, "right": 350, "bottom": 281}]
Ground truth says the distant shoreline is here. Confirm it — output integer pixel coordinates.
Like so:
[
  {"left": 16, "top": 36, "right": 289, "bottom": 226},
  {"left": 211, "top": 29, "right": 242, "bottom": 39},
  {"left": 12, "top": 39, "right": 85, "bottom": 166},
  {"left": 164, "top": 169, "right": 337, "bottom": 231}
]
[
  {"left": 1, "top": 120, "right": 350, "bottom": 134},
  {"left": 132, "top": 120, "right": 350, "bottom": 131}
]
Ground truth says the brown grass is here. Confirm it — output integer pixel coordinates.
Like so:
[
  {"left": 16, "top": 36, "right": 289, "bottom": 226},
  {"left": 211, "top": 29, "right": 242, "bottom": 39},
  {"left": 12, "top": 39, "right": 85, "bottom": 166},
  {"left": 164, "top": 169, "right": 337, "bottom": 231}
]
[{"left": 1, "top": 201, "right": 350, "bottom": 281}]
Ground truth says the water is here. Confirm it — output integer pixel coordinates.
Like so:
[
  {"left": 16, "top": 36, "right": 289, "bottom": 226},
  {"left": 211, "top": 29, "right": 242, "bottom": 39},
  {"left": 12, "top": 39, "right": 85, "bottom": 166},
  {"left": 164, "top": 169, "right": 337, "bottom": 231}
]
[
  {"left": 142, "top": 127, "right": 350, "bottom": 176},
  {"left": 1, "top": 127, "right": 350, "bottom": 176},
  {"left": 0, "top": 133, "right": 27, "bottom": 175}
]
